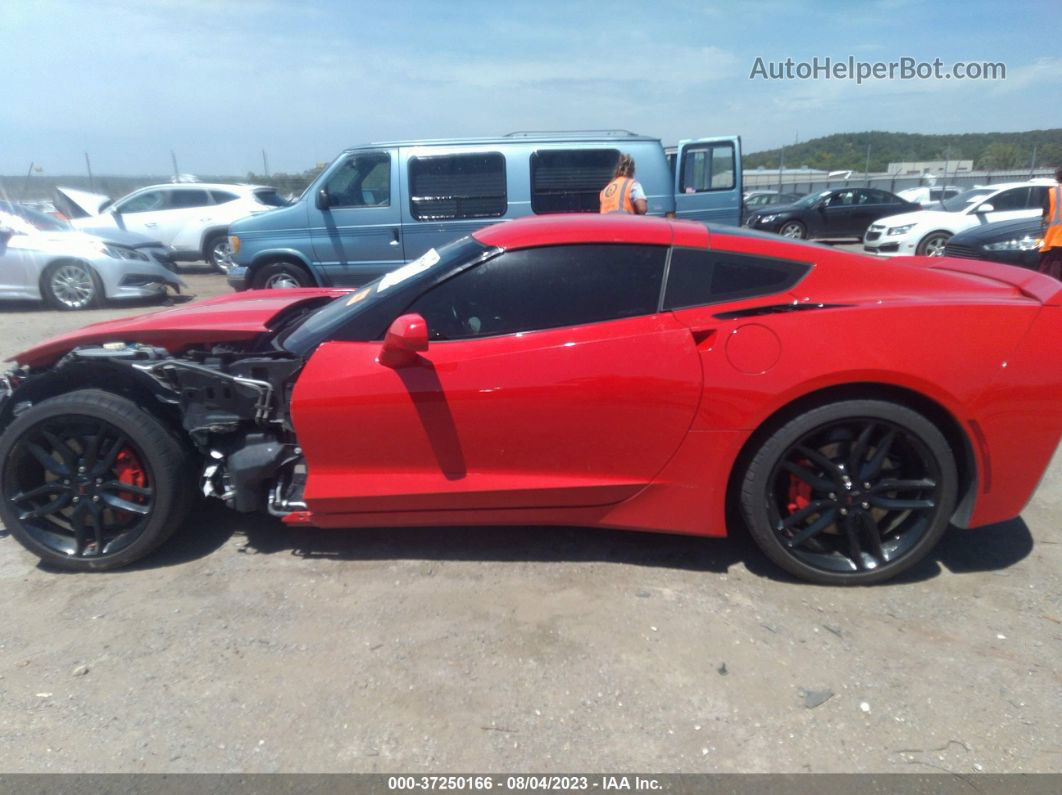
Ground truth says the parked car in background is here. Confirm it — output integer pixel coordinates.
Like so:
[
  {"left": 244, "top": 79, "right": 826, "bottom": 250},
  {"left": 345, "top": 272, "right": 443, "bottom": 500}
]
[
  {"left": 943, "top": 217, "right": 1043, "bottom": 269},
  {"left": 741, "top": 190, "right": 804, "bottom": 224},
  {"left": 0, "top": 207, "right": 182, "bottom": 310},
  {"left": 228, "top": 130, "right": 744, "bottom": 289},
  {"left": 5, "top": 214, "right": 1062, "bottom": 586},
  {"left": 744, "top": 187, "right": 914, "bottom": 240},
  {"left": 1, "top": 201, "right": 177, "bottom": 272},
  {"left": 57, "top": 183, "right": 288, "bottom": 273},
  {"left": 896, "top": 185, "right": 963, "bottom": 211},
  {"left": 863, "top": 180, "right": 1052, "bottom": 256}
]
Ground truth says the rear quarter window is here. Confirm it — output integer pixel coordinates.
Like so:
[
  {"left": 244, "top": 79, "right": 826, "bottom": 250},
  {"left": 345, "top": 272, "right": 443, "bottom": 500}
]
[{"left": 664, "top": 249, "right": 810, "bottom": 309}]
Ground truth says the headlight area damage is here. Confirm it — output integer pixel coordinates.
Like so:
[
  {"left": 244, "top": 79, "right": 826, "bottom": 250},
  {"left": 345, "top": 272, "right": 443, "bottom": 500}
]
[{"left": 1, "top": 341, "right": 309, "bottom": 519}]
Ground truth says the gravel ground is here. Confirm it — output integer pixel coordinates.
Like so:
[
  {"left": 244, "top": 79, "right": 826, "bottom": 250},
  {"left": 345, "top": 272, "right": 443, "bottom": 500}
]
[{"left": 0, "top": 254, "right": 1059, "bottom": 773}]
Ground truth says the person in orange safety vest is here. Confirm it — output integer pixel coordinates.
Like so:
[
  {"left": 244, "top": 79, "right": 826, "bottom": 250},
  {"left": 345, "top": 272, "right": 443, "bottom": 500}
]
[
  {"left": 599, "top": 154, "right": 648, "bottom": 215},
  {"left": 1040, "top": 167, "right": 1062, "bottom": 280}
]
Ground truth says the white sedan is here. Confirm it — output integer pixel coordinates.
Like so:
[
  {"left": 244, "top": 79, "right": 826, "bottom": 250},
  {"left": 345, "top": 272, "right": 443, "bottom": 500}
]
[
  {"left": 59, "top": 183, "right": 287, "bottom": 273},
  {"left": 863, "top": 180, "right": 1053, "bottom": 257}
]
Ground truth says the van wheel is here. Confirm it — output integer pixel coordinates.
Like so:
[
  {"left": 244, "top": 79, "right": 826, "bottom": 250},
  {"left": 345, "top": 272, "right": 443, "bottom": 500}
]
[{"left": 252, "top": 261, "right": 313, "bottom": 289}]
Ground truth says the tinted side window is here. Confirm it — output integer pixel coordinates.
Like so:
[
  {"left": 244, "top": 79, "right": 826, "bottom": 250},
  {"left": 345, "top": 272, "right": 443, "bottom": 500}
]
[
  {"left": 1028, "top": 186, "right": 1048, "bottom": 208},
  {"left": 168, "top": 190, "right": 212, "bottom": 209},
  {"left": 680, "top": 143, "right": 736, "bottom": 193},
  {"left": 408, "top": 244, "right": 666, "bottom": 340},
  {"left": 211, "top": 190, "right": 240, "bottom": 203},
  {"left": 409, "top": 153, "right": 506, "bottom": 221},
  {"left": 663, "top": 249, "right": 810, "bottom": 310},
  {"left": 530, "top": 149, "right": 619, "bottom": 214},
  {"left": 986, "top": 188, "right": 1028, "bottom": 211},
  {"left": 325, "top": 152, "right": 391, "bottom": 208}
]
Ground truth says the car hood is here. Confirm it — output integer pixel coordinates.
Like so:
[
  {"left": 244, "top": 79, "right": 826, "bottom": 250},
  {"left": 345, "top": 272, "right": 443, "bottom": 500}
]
[
  {"left": 12, "top": 288, "right": 349, "bottom": 368},
  {"left": 80, "top": 226, "right": 165, "bottom": 248},
  {"left": 948, "top": 217, "right": 1043, "bottom": 245},
  {"left": 54, "top": 186, "right": 111, "bottom": 218},
  {"left": 870, "top": 209, "right": 954, "bottom": 228},
  {"left": 750, "top": 202, "right": 801, "bottom": 217}
]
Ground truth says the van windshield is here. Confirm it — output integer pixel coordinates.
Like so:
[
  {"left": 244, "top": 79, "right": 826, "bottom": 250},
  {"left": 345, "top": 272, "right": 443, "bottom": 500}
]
[{"left": 278, "top": 235, "right": 490, "bottom": 350}]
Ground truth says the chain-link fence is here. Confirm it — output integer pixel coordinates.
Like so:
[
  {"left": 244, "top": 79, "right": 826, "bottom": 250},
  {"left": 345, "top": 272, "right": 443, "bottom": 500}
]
[{"left": 742, "top": 168, "right": 1056, "bottom": 196}]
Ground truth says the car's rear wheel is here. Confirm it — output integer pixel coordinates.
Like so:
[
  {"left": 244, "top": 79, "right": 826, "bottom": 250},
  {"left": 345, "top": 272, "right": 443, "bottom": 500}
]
[
  {"left": 779, "top": 221, "right": 806, "bottom": 239},
  {"left": 0, "top": 390, "right": 193, "bottom": 571},
  {"left": 204, "top": 233, "right": 232, "bottom": 273},
  {"left": 739, "top": 400, "right": 958, "bottom": 585},
  {"left": 917, "top": 231, "right": 951, "bottom": 256},
  {"left": 252, "top": 260, "right": 313, "bottom": 289},
  {"left": 41, "top": 260, "right": 102, "bottom": 310}
]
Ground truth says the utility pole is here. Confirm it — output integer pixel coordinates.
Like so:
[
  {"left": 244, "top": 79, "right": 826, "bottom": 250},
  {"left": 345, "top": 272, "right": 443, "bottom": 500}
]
[
  {"left": 84, "top": 152, "right": 94, "bottom": 192},
  {"left": 171, "top": 150, "right": 180, "bottom": 182},
  {"left": 778, "top": 147, "right": 784, "bottom": 192},
  {"left": 1029, "top": 143, "right": 1038, "bottom": 179},
  {"left": 262, "top": 149, "right": 270, "bottom": 177},
  {"left": 21, "top": 162, "right": 34, "bottom": 200},
  {"left": 864, "top": 142, "right": 872, "bottom": 187}
]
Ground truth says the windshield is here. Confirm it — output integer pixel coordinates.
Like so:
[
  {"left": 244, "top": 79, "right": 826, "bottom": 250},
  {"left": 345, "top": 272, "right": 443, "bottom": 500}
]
[
  {"left": 254, "top": 188, "right": 289, "bottom": 207},
  {"left": 280, "top": 235, "right": 490, "bottom": 351},
  {"left": 0, "top": 202, "right": 71, "bottom": 231},
  {"left": 791, "top": 190, "right": 830, "bottom": 209},
  {"left": 941, "top": 188, "right": 994, "bottom": 212}
]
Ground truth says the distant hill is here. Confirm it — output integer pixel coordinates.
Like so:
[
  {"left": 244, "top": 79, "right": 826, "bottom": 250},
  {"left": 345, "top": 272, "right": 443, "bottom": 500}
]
[{"left": 743, "top": 129, "right": 1062, "bottom": 172}]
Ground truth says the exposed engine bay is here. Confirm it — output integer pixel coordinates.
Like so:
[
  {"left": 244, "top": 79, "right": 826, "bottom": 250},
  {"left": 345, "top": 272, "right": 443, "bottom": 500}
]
[{"left": 1, "top": 341, "right": 309, "bottom": 518}]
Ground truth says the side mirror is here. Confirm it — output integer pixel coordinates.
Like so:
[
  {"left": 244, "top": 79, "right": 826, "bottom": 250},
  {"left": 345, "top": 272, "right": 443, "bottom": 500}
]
[
  {"left": 378, "top": 313, "right": 429, "bottom": 368},
  {"left": 316, "top": 188, "right": 331, "bottom": 211},
  {"left": 975, "top": 203, "right": 995, "bottom": 214}
]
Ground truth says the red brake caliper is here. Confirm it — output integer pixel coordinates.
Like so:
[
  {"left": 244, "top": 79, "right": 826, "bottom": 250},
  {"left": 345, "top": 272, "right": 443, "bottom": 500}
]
[
  {"left": 113, "top": 448, "right": 147, "bottom": 520},
  {"left": 786, "top": 459, "right": 813, "bottom": 515}
]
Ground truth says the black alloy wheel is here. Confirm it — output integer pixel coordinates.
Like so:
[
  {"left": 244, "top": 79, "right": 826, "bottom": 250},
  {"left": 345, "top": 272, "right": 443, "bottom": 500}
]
[
  {"left": 741, "top": 400, "right": 958, "bottom": 585},
  {"left": 0, "top": 390, "right": 192, "bottom": 571}
]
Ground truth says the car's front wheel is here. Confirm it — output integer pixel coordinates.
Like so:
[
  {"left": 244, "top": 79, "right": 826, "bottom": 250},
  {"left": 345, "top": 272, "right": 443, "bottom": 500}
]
[
  {"left": 917, "top": 231, "right": 951, "bottom": 256},
  {"left": 779, "top": 221, "right": 806, "bottom": 239},
  {"left": 41, "top": 260, "right": 102, "bottom": 310},
  {"left": 0, "top": 390, "right": 194, "bottom": 571},
  {"left": 252, "top": 260, "right": 314, "bottom": 289},
  {"left": 739, "top": 399, "right": 958, "bottom": 585},
  {"left": 204, "top": 233, "right": 232, "bottom": 273}
]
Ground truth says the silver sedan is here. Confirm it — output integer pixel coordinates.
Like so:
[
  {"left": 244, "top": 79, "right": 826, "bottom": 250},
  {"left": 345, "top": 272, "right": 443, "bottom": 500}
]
[{"left": 0, "top": 207, "right": 183, "bottom": 310}]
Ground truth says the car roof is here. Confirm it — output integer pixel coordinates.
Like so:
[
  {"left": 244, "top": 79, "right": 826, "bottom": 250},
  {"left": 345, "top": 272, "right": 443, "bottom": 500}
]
[
  {"left": 131, "top": 183, "right": 271, "bottom": 192},
  {"left": 348, "top": 132, "right": 662, "bottom": 149},
  {"left": 471, "top": 214, "right": 708, "bottom": 250}
]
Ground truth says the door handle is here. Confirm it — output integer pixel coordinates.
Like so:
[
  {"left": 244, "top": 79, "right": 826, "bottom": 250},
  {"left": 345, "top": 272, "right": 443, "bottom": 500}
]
[
  {"left": 144, "top": 222, "right": 157, "bottom": 228},
  {"left": 389, "top": 229, "right": 400, "bottom": 247}
]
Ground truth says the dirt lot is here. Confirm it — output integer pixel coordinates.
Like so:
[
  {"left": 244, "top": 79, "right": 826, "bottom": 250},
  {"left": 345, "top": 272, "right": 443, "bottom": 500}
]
[{"left": 0, "top": 255, "right": 1059, "bottom": 774}]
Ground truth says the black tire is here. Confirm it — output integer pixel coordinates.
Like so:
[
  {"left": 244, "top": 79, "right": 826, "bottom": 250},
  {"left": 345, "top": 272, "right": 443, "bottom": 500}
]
[
  {"left": 41, "top": 260, "right": 103, "bottom": 311},
  {"left": 0, "top": 390, "right": 194, "bottom": 571},
  {"left": 778, "top": 221, "right": 806, "bottom": 239},
  {"left": 739, "top": 399, "right": 958, "bottom": 585},
  {"left": 204, "top": 232, "right": 232, "bottom": 273},
  {"left": 252, "top": 260, "right": 314, "bottom": 290},
  {"left": 916, "top": 231, "right": 951, "bottom": 257}
]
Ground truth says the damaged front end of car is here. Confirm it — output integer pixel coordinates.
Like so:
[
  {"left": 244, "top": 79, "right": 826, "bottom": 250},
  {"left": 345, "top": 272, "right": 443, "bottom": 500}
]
[{"left": 0, "top": 341, "right": 310, "bottom": 519}]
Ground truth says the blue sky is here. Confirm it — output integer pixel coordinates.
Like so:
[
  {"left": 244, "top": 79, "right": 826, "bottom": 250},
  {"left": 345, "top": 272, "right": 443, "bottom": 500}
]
[{"left": 2, "top": 0, "right": 1060, "bottom": 175}]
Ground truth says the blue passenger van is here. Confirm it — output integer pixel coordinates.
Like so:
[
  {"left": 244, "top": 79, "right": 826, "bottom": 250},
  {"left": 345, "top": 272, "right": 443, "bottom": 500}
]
[{"left": 227, "top": 131, "right": 741, "bottom": 289}]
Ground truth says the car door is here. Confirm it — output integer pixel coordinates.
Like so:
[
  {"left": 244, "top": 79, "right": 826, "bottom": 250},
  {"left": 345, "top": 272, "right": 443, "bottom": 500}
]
[
  {"left": 310, "top": 148, "right": 405, "bottom": 285},
  {"left": 820, "top": 189, "right": 857, "bottom": 236},
  {"left": 0, "top": 223, "right": 40, "bottom": 297},
  {"left": 291, "top": 243, "right": 704, "bottom": 516},
  {"left": 158, "top": 188, "right": 217, "bottom": 251},
  {"left": 110, "top": 189, "right": 171, "bottom": 239},
  {"left": 674, "top": 137, "right": 742, "bottom": 226}
]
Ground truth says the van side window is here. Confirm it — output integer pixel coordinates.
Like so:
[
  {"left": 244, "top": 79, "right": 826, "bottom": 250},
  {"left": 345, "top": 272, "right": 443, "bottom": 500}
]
[
  {"left": 409, "top": 153, "right": 506, "bottom": 221},
  {"left": 663, "top": 248, "right": 809, "bottom": 309},
  {"left": 530, "top": 149, "right": 620, "bottom": 214},
  {"left": 680, "top": 143, "right": 736, "bottom": 193},
  {"left": 324, "top": 152, "right": 391, "bottom": 208}
]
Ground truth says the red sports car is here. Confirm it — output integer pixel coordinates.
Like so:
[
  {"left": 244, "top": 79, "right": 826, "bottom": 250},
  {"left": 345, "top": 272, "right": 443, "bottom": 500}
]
[{"left": 2, "top": 215, "right": 1060, "bottom": 584}]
